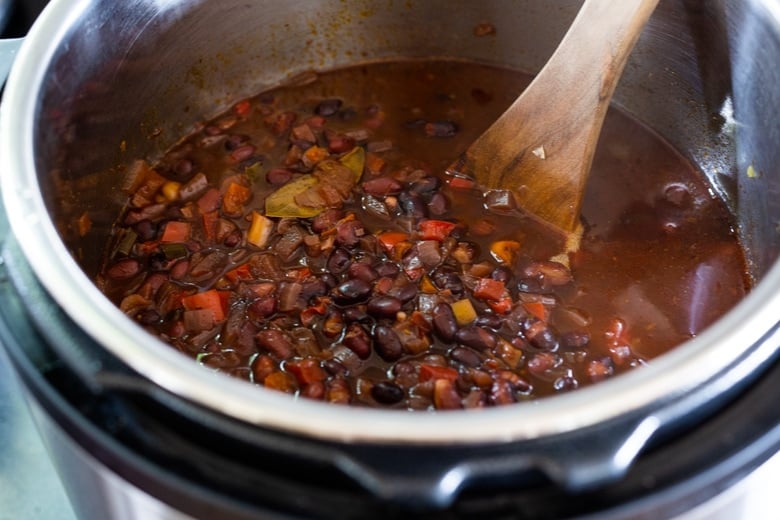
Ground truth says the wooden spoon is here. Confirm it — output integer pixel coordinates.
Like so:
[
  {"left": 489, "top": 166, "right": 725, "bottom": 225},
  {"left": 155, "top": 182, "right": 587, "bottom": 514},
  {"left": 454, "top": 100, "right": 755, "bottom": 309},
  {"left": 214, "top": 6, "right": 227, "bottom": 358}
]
[{"left": 448, "top": 0, "right": 659, "bottom": 237}]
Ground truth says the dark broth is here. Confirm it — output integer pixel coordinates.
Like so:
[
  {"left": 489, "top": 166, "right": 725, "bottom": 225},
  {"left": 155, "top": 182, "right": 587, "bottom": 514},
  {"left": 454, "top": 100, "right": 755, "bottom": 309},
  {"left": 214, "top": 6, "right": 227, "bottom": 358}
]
[{"left": 98, "top": 60, "right": 748, "bottom": 409}]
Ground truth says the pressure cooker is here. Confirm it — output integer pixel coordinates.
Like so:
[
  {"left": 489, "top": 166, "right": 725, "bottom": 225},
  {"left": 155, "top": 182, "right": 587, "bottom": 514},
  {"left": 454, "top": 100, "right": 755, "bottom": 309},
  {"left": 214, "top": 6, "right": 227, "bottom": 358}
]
[{"left": 0, "top": 0, "right": 779, "bottom": 518}]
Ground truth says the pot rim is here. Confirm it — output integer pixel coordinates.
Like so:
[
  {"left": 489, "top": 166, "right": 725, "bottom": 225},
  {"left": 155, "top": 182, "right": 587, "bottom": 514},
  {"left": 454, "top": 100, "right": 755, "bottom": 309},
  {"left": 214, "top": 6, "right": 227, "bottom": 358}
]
[{"left": 2, "top": 0, "right": 779, "bottom": 445}]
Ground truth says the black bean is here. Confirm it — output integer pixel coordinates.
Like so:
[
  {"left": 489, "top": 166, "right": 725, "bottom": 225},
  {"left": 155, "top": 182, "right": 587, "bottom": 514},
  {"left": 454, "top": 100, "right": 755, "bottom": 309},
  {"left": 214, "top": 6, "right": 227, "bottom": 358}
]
[
  {"left": 554, "top": 376, "right": 579, "bottom": 392},
  {"left": 327, "top": 248, "right": 352, "bottom": 274},
  {"left": 348, "top": 262, "right": 378, "bottom": 283},
  {"left": 403, "top": 118, "right": 427, "bottom": 129},
  {"left": 315, "top": 98, "right": 343, "bottom": 117},
  {"left": 474, "top": 314, "right": 503, "bottom": 331},
  {"left": 388, "top": 283, "right": 417, "bottom": 304},
  {"left": 266, "top": 168, "right": 293, "bottom": 185},
  {"left": 398, "top": 192, "right": 428, "bottom": 219},
  {"left": 171, "top": 158, "right": 195, "bottom": 181},
  {"left": 363, "top": 177, "right": 402, "bottom": 197},
  {"left": 524, "top": 320, "right": 559, "bottom": 351},
  {"left": 133, "top": 219, "right": 157, "bottom": 241},
  {"left": 343, "top": 306, "right": 369, "bottom": 322},
  {"left": 107, "top": 258, "right": 140, "bottom": 280},
  {"left": 427, "top": 192, "right": 449, "bottom": 216},
  {"left": 432, "top": 269, "right": 464, "bottom": 295},
  {"left": 374, "top": 325, "right": 404, "bottom": 361},
  {"left": 410, "top": 176, "right": 441, "bottom": 195},
  {"left": 450, "top": 346, "right": 481, "bottom": 367},
  {"left": 320, "top": 273, "right": 338, "bottom": 289},
  {"left": 371, "top": 381, "right": 405, "bottom": 404},
  {"left": 455, "top": 326, "right": 497, "bottom": 351},
  {"left": 560, "top": 330, "right": 590, "bottom": 350},
  {"left": 311, "top": 209, "right": 344, "bottom": 233},
  {"left": 300, "top": 279, "right": 329, "bottom": 301},
  {"left": 424, "top": 120, "right": 458, "bottom": 138},
  {"left": 433, "top": 303, "right": 458, "bottom": 342},
  {"left": 332, "top": 278, "right": 372, "bottom": 304},
  {"left": 342, "top": 323, "right": 371, "bottom": 359},
  {"left": 491, "top": 266, "right": 513, "bottom": 284},
  {"left": 224, "top": 134, "right": 250, "bottom": 151},
  {"left": 223, "top": 230, "right": 242, "bottom": 248},
  {"left": 248, "top": 297, "right": 276, "bottom": 320},
  {"left": 375, "top": 262, "right": 400, "bottom": 278},
  {"left": 338, "top": 107, "right": 357, "bottom": 121},
  {"left": 255, "top": 329, "right": 293, "bottom": 359},
  {"left": 365, "top": 296, "right": 399, "bottom": 319},
  {"left": 137, "top": 309, "right": 161, "bottom": 325},
  {"left": 490, "top": 379, "right": 517, "bottom": 405},
  {"left": 322, "top": 359, "right": 347, "bottom": 376}
]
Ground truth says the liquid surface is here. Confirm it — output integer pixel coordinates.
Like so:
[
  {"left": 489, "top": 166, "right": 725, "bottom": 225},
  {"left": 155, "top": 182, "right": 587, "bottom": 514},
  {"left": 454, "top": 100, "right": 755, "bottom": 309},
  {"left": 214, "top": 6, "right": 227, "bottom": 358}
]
[{"left": 97, "top": 60, "right": 748, "bottom": 409}]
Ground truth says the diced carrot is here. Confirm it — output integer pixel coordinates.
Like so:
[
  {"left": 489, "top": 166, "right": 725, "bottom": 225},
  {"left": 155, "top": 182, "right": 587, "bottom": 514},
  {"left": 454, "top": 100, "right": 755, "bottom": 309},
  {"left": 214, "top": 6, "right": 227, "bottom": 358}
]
[
  {"left": 419, "top": 274, "right": 437, "bottom": 294},
  {"left": 247, "top": 211, "right": 274, "bottom": 248},
  {"left": 447, "top": 176, "right": 476, "bottom": 190},
  {"left": 523, "top": 301, "right": 548, "bottom": 322},
  {"left": 264, "top": 371, "right": 296, "bottom": 392},
  {"left": 473, "top": 278, "right": 507, "bottom": 301},
  {"left": 377, "top": 231, "right": 410, "bottom": 253},
  {"left": 302, "top": 145, "right": 329, "bottom": 167},
  {"left": 451, "top": 298, "right": 477, "bottom": 326},
  {"left": 419, "top": 364, "right": 459, "bottom": 383},
  {"left": 222, "top": 182, "right": 252, "bottom": 215},
  {"left": 161, "top": 181, "right": 182, "bottom": 202},
  {"left": 490, "top": 240, "right": 522, "bottom": 264},
  {"left": 365, "top": 152, "right": 385, "bottom": 174},
  {"left": 419, "top": 219, "right": 456, "bottom": 241},
  {"left": 160, "top": 221, "right": 192, "bottom": 243},
  {"left": 181, "top": 289, "right": 227, "bottom": 322},
  {"left": 225, "top": 263, "right": 252, "bottom": 284},
  {"left": 77, "top": 212, "right": 92, "bottom": 237}
]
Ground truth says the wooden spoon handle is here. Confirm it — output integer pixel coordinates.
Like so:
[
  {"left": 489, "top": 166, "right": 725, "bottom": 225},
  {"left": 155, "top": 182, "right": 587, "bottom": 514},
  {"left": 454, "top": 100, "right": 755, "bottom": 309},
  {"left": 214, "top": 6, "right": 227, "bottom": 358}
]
[{"left": 454, "top": 0, "right": 659, "bottom": 233}]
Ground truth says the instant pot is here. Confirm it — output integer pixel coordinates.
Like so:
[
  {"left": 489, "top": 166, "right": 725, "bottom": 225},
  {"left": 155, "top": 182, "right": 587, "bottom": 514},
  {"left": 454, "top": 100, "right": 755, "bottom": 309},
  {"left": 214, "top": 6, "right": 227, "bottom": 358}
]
[{"left": 0, "top": 0, "right": 779, "bottom": 518}]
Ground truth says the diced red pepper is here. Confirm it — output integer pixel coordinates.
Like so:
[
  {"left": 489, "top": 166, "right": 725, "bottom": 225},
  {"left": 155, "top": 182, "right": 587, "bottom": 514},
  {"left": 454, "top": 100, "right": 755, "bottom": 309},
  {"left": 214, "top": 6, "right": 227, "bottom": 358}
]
[
  {"left": 160, "top": 221, "right": 192, "bottom": 243},
  {"left": 225, "top": 263, "right": 252, "bottom": 284},
  {"left": 488, "top": 295, "right": 513, "bottom": 315},
  {"left": 419, "top": 364, "right": 459, "bottom": 383},
  {"left": 234, "top": 99, "right": 252, "bottom": 117},
  {"left": 419, "top": 219, "right": 456, "bottom": 241},
  {"left": 285, "top": 266, "right": 312, "bottom": 282},
  {"left": 286, "top": 359, "right": 327, "bottom": 385},
  {"left": 377, "top": 231, "right": 410, "bottom": 254},
  {"left": 181, "top": 289, "right": 227, "bottom": 322},
  {"left": 523, "top": 301, "right": 548, "bottom": 322},
  {"left": 447, "top": 176, "right": 476, "bottom": 190},
  {"left": 473, "top": 278, "right": 507, "bottom": 301}
]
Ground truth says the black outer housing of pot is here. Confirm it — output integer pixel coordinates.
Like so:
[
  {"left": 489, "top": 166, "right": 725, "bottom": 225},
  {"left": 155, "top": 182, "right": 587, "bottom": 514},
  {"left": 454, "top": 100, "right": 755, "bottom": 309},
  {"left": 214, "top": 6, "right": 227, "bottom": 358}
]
[{"left": 1, "top": 229, "right": 779, "bottom": 520}]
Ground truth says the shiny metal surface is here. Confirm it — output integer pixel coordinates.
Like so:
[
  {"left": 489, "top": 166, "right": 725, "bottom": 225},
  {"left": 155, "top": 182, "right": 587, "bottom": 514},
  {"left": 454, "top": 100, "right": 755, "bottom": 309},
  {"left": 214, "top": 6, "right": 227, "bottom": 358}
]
[
  {"left": 0, "top": 348, "right": 75, "bottom": 520},
  {"left": 1, "top": 0, "right": 779, "bottom": 450}
]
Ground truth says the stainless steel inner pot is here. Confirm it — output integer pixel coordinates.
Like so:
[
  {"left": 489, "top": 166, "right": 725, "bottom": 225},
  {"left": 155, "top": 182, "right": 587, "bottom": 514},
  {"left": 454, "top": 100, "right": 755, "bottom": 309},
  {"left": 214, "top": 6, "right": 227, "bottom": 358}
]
[{"left": 2, "top": 0, "right": 780, "bottom": 462}]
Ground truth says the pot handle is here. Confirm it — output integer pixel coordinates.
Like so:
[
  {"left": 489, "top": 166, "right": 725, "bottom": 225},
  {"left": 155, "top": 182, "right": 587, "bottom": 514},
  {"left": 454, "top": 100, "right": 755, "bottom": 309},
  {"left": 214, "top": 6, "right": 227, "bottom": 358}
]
[
  {"left": 0, "top": 38, "right": 23, "bottom": 87},
  {"left": 335, "top": 415, "right": 661, "bottom": 508}
]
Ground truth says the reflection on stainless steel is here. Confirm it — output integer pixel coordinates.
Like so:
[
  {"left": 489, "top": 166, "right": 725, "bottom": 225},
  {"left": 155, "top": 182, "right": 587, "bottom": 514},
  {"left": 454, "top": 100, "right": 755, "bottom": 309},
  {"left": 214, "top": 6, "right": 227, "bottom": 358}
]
[{"left": 0, "top": 349, "right": 75, "bottom": 520}]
